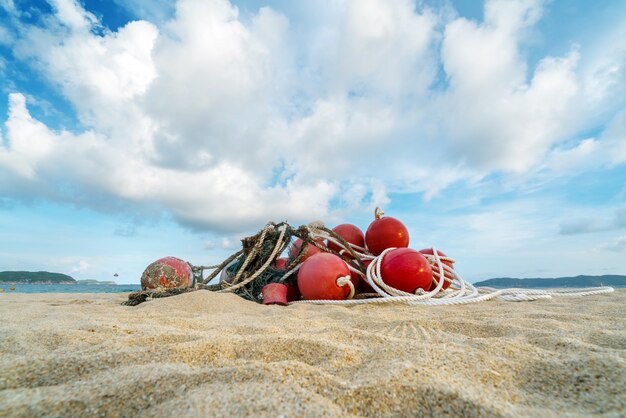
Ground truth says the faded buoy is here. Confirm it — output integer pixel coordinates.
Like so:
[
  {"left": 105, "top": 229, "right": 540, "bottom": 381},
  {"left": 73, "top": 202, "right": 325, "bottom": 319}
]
[
  {"left": 297, "top": 253, "right": 353, "bottom": 300},
  {"left": 365, "top": 208, "right": 409, "bottom": 256},
  {"left": 140, "top": 257, "right": 193, "bottom": 290},
  {"left": 380, "top": 248, "right": 432, "bottom": 293}
]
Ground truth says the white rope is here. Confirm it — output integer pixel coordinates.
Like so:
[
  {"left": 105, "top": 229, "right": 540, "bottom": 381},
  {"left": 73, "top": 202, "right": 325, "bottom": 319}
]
[{"left": 289, "top": 247, "right": 615, "bottom": 306}]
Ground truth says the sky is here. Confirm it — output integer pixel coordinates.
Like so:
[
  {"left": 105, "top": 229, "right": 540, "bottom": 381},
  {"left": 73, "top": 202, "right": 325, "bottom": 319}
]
[{"left": 0, "top": 0, "right": 625, "bottom": 284}]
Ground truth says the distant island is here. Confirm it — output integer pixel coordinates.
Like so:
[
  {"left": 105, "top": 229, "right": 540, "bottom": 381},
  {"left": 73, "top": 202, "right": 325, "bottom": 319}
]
[
  {"left": 0, "top": 271, "right": 117, "bottom": 285},
  {"left": 473, "top": 275, "right": 626, "bottom": 288},
  {"left": 0, "top": 271, "right": 76, "bottom": 284},
  {"left": 76, "top": 279, "right": 117, "bottom": 286}
]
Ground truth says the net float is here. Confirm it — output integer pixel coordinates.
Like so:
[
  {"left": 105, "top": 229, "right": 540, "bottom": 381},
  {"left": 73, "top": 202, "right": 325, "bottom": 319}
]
[
  {"left": 262, "top": 283, "right": 289, "bottom": 305},
  {"left": 380, "top": 248, "right": 432, "bottom": 293},
  {"left": 327, "top": 223, "right": 365, "bottom": 255},
  {"left": 297, "top": 253, "right": 354, "bottom": 300},
  {"left": 419, "top": 248, "right": 454, "bottom": 290},
  {"left": 140, "top": 256, "right": 193, "bottom": 290},
  {"left": 274, "top": 257, "right": 289, "bottom": 271},
  {"left": 285, "top": 282, "right": 301, "bottom": 302},
  {"left": 288, "top": 238, "right": 325, "bottom": 262},
  {"left": 365, "top": 207, "right": 409, "bottom": 256}
]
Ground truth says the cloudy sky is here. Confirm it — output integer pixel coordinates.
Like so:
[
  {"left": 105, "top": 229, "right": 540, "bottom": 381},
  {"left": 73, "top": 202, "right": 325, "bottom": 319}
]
[{"left": 1, "top": 0, "right": 625, "bottom": 284}]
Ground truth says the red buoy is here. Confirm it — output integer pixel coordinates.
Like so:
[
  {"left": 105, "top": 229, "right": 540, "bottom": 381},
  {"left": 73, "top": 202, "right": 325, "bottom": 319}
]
[
  {"left": 419, "top": 248, "right": 454, "bottom": 290},
  {"left": 262, "top": 283, "right": 289, "bottom": 305},
  {"left": 380, "top": 248, "right": 432, "bottom": 293},
  {"left": 140, "top": 256, "right": 193, "bottom": 290},
  {"left": 297, "top": 253, "right": 352, "bottom": 300},
  {"left": 327, "top": 224, "right": 365, "bottom": 254},
  {"left": 285, "top": 283, "right": 301, "bottom": 302},
  {"left": 274, "top": 257, "right": 289, "bottom": 271},
  {"left": 365, "top": 208, "right": 409, "bottom": 256},
  {"left": 288, "top": 238, "right": 325, "bottom": 262}
]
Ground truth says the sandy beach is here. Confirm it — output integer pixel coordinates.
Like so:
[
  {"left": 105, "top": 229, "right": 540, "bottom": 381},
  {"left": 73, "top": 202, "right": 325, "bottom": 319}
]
[{"left": 1, "top": 290, "right": 624, "bottom": 417}]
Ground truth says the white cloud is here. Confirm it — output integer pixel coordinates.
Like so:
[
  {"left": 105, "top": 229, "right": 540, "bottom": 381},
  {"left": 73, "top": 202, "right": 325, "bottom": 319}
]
[
  {"left": 603, "top": 235, "right": 626, "bottom": 253},
  {"left": 0, "top": 0, "right": 624, "bottom": 234},
  {"left": 69, "top": 260, "right": 90, "bottom": 274}
]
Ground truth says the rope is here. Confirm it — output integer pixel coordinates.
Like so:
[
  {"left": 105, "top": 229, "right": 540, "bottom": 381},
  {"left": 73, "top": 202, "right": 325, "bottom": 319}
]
[
  {"left": 290, "top": 247, "right": 615, "bottom": 306},
  {"left": 217, "top": 224, "right": 288, "bottom": 293}
]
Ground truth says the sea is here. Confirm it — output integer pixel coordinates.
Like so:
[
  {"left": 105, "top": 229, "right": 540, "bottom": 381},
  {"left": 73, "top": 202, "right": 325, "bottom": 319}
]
[{"left": 1, "top": 284, "right": 141, "bottom": 293}]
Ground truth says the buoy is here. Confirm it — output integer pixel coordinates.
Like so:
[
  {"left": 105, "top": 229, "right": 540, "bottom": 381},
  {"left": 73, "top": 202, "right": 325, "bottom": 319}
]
[
  {"left": 285, "top": 283, "right": 301, "bottom": 302},
  {"left": 274, "top": 257, "right": 289, "bottom": 271},
  {"left": 365, "top": 207, "right": 409, "bottom": 256},
  {"left": 262, "top": 283, "right": 289, "bottom": 305},
  {"left": 297, "top": 253, "right": 353, "bottom": 300},
  {"left": 380, "top": 248, "right": 432, "bottom": 293},
  {"left": 419, "top": 248, "right": 454, "bottom": 290},
  {"left": 327, "top": 224, "right": 365, "bottom": 255},
  {"left": 288, "top": 238, "right": 325, "bottom": 262},
  {"left": 140, "top": 256, "right": 193, "bottom": 290}
]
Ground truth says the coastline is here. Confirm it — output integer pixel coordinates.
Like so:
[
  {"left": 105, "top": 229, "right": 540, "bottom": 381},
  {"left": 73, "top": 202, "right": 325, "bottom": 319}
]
[{"left": 1, "top": 290, "right": 625, "bottom": 416}]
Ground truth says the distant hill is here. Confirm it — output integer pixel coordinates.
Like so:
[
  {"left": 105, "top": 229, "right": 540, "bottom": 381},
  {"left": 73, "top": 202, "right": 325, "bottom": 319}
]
[
  {"left": 473, "top": 275, "right": 626, "bottom": 288},
  {"left": 0, "top": 271, "right": 76, "bottom": 284}
]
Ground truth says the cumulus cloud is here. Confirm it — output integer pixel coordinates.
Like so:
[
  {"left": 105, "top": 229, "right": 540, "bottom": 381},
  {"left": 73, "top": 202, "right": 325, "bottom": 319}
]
[
  {"left": 0, "top": 0, "right": 624, "bottom": 233},
  {"left": 69, "top": 260, "right": 90, "bottom": 274}
]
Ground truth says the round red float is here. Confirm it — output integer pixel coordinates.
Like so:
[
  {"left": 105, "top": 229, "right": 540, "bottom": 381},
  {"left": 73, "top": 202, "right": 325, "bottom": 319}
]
[
  {"left": 288, "top": 238, "right": 325, "bottom": 262},
  {"left": 274, "top": 257, "right": 289, "bottom": 271},
  {"left": 365, "top": 209, "right": 409, "bottom": 256},
  {"left": 297, "top": 253, "right": 352, "bottom": 300},
  {"left": 380, "top": 248, "right": 432, "bottom": 293},
  {"left": 140, "top": 256, "right": 193, "bottom": 290},
  {"left": 419, "top": 248, "right": 454, "bottom": 290},
  {"left": 327, "top": 224, "right": 365, "bottom": 254}
]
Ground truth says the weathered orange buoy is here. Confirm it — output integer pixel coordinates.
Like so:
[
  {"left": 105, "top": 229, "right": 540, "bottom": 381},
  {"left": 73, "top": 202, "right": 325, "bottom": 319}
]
[
  {"left": 288, "top": 238, "right": 325, "bottom": 262},
  {"left": 327, "top": 224, "right": 365, "bottom": 254},
  {"left": 365, "top": 208, "right": 409, "bottom": 256},
  {"left": 380, "top": 248, "right": 432, "bottom": 293},
  {"left": 419, "top": 248, "right": 454, "bottom": 290},
  {"left": 262, "top": 283, "right": 289, "bottom": 305},
  {"left": 297, "top": 253, "right": 352, "bottom": 300},
  {"left": 140, "top": 256, "right": 193, "bottom": 290}
]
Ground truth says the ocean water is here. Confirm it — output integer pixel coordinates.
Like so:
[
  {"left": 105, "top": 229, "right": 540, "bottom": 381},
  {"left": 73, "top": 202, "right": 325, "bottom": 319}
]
[{"left": 0, "top": 284, "right": 141, "bottom": 293}]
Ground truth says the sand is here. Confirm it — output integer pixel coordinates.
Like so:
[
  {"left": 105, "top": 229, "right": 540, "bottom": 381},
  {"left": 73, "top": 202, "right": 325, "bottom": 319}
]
[{"left": 0, "top": 290, "right": 624, "bottom": 417}]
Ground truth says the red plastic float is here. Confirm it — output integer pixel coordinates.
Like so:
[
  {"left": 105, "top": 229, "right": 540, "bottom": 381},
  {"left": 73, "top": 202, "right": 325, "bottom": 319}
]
[
  {"left": 140, "top": 256, "right": 193, "bottom": 290},
  {"left": 288, "top": 238, "right": 325, "bottom": 262},
  {"left": 274, "top": 257, "right": 289, "bottom": 271},
  {"left": 327, "top": 223, "right": 365, "bottom": 254},
  {"left": 419, "top": 248, "right": 454, "bottom": 290},
  {"left": 380, "top": 248, "right": 432, "bottom": 293},
  {"left": 365, "top": 208, "right": 409, "bottom": 256},
  {"left": 262, "top": 283, "right": 289, "bottom": 305},
  {"left": 297, "top": 253, "right": 353, "bottom": 300}
]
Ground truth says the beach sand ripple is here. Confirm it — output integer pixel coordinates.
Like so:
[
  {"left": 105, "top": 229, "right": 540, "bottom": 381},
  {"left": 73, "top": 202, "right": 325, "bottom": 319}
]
[{"left": 1, "top": 290, "right": 625, "bottom": 417}]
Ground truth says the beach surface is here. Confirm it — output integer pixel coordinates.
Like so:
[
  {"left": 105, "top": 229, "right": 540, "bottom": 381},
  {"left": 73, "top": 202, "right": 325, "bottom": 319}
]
[{"left": 1, "top": 290, "right": 624, "bottom": 417}]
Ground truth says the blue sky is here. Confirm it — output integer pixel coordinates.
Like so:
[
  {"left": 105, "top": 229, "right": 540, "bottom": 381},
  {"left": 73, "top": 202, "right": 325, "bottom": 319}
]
[{"left": 1, "top": 0, "right": 625, "bottom": 284}]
